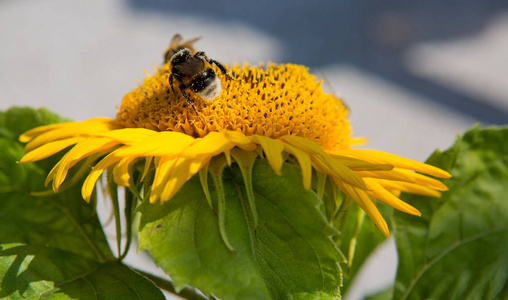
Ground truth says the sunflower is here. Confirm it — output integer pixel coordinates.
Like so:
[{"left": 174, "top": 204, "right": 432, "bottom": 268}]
[{"left": 19, "top": 63, "right": 450, "bottom": 237}]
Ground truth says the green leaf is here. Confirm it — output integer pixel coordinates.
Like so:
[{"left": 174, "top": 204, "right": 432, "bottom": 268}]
[
  {"left": 0, "top": 106, "right": 67, "bottom": 141},
  {"left": 138, "top": 159, "right": 344, "bottom": 299},
  {"left": 0, "top": 107, "right": 165, "bottom": 299},
  {"left": 393, "top": 126, "right": 508, "bottom": 300},
  {"left": 0, "top": 243, "right": 164, "bottom": 299},
  {"left": 319, "top": 173, "right": 389, "bottom": 296},
  {"left": 0, "top": 108, "right": 112, "bottom": 262},
  {"left": 0, "top": 106, "right": 71, "bottom": 179}
]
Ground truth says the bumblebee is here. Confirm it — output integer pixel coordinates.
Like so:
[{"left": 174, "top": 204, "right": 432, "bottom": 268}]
[
  {"left": 168, "top": 47, "right": 233, "bottom": 113},
  {"left": 163, "top": 34, "right": 200, "bottom": 63}
]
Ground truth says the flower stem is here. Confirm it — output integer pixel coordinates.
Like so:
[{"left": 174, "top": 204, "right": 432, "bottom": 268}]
[{"left": 134, "top": 269, "right": 208, "bottom": 300}]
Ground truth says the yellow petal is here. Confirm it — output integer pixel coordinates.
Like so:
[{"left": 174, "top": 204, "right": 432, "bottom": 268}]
[
  {"left": 378, "top": 180, "right": 442, "bottom": 198},
  {"left": 355, "top": 169, "right": 417, "bottom": 183},
  {"left": 150, "top": 156, "right": 179, "bottom": 203},
  {"left": 19, "top": 122, "right": 70, "bottom": 143},
  {"left": 51, "top": 138, "right": 119, "bottom": 191},
  {"left": 335, "top": 179, "right": 390, "bottom": 237},
  {"left": 114, "top": 131, "right": 194, "bottom": 157},
  {"left": 329, "top": 154, "right": 393, "bottom": 171},
  {"left": 141, "top": 156, "right": 153, "bottom": 181},
  {"left": 113, "top": 156, "right": 138, "bottom": 186},
  {"left": 395, "top": 169, "right": 448, "bottom": 191},
  {"left": 24, "top": 118, "right": 118, "bottom": 152},
  {"left": 364, "top": 178, "right": 421, "bottom": 216},
  {"left": 183, "top": 132, "right": 235, "bottom": 159},
  {"left": 160, "top": 157, "right": 210, "bottom": 203},
  {"left": 334, "top": 150, "right": 451, "bottom": 178},
  {"left": 314, "top": 154, "right": 368, "bottom": 190},
  {"left": 149, "top": 132, "right": 233, "bottom": 204},
  {"left": 19, "top": 137, "right": 80, "bottom": 163},
  {"left": 82, "top": 152, "right": 123, "bottom": 202},
  {"left": 282, "top": 143, "right": 312, "bottom": 190},
  {"left": 222, "top": 130, "right": 257, "bottom": 151},
  {"left": 92, "top": 128, "right": 158, "bottom": 145},
  {"left": 282, "top": 135, "right": 367, "bottom": 190},
  {"left": 224, "top": 149, "right": 232, "bottom": 166},
  {"left": 251, "top": 135, "right": 284, "bottom": 175}
]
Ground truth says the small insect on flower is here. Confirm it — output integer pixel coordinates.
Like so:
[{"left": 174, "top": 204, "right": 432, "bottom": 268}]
[{"left": 166, "top": 35, "right": 234, "bottom": 114}]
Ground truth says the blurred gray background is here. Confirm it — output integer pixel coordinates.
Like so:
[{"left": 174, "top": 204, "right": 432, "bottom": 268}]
[{"left": 2, "top": 0, "right": 507, "bottom": 299}]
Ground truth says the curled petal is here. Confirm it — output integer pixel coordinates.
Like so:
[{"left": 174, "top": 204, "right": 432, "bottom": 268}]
[
  {"left": 150, "top": 156, "right": 179, "bottom": 203},
  {"left": 251, "top": 135, "right": 284, "bottom": 175},
  {"left": 82, "top": 151, "right": 123, "bottom": 202},
  {"left": 113, "top": 156, "right": 139, "bottom": 186},
  {"left": 283, "top": 143, "right": 312, "bottom": 190},
  {"left": 49, "top": 138, "right": 119, "bottom": 191}
]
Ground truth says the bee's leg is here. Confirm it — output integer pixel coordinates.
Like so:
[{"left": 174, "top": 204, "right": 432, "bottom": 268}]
[
  {"left": 210, "top": 59, "right": 236, "bottom": 80},
  {"left": 194, "top": 51, "right": 206, "bottom": 59},
  {"left": 169, "top": 74, "right": 177, "bottom": 95},
  {"left": 179, "top": 85, "right": 205, "bottom": 123},
  {"left": 179, "top": 85, "right": 199, "bottom": 115}
]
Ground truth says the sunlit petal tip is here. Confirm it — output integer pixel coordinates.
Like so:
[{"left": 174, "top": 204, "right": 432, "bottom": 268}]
[
  {"left": 81, "top": 182, "right": 94, "bottom": 203},
  {"left": 149, "top": 194, "right": 159, "bottom": 204},
  {"left": 52, "top": 180, "right": 61, "bottom": 193},
  {"left": 350, "top": 137, "right": 368, "bottom": 145},
  {"left": 364, "top": 178, "right": 422, "bottom": 216},
  {"left": 18, "top": 134, "right": 32, "bottom": 144},
  {"left": 428, "top": 190, "right": 442, "bottom": 198},
  {"left": 82, "top": 170, "right": 105, "bottom": 203},
  {"left": 436, "top": 169, "right": 452, "bottom": 179},
  {"left": 44, "top": 173, "right": 54, "bottom": 187},
  {"left": 418, "top": 176, "right": 449, "bottom": 191}
]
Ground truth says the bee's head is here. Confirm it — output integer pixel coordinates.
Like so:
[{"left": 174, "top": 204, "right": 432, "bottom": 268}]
[{"left": 170, "top": 48, "right": 192, "bottom": 65}]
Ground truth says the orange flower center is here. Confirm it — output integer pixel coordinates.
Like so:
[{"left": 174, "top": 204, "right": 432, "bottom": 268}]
[{"left": 116, "top": 63, "right": 353, "bottom": 150}]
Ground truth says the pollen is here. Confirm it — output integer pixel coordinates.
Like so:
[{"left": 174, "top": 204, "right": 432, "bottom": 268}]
[{"left": 116, "top": 63, "right": 354, "bottom": 150}]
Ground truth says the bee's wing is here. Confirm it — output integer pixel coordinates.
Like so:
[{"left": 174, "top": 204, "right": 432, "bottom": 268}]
[
  {"left": 168, "top": 34, "right": 183, "bottom": 49},
  {"left": 184, "top": 36, "right": 201, "bottom": 46}
]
